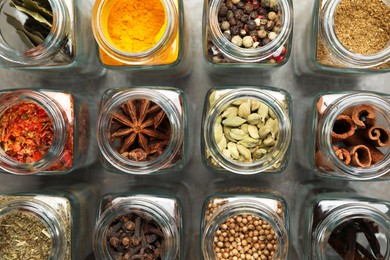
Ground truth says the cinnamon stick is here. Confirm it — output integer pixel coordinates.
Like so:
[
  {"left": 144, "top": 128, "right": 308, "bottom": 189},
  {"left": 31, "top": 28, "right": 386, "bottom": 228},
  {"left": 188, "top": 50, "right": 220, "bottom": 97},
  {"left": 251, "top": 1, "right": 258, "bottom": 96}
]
[
  {"left": 343, "top": 104, "right": 376, "bottom": 129},
  {"left": 349, "top": 145, "right": 372, "bottom": 167},
  {"left": 346, "top": 134, "right": 385, "bottom": 164},
  {"left": 361, "top": 126, "right": 390, "bottom": 147},
  {"left": 332, "top": 146, "right": 351, "bottom": 165},
  {"left": 332, "top": 115, "right": 356, "bottom": 142}
]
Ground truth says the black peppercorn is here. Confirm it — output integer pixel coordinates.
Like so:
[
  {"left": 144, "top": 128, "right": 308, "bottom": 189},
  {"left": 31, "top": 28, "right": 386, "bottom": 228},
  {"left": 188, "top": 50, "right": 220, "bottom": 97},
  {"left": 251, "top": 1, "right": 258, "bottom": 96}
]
[
  {"left": 223, "top": 32, "right": 232, "bottom": 41},
  {"left": 219, "top": 5, "right": 228, "bottom": 17},
  {"left": 218, "top": 16, "right": 227, "bottom": 22},
  {"left": 243, "top": 3, "right": 254, "bottom": 14},
  {"left": 232, "top": 5, "right": 237, "bottom": 11},
  {"left": 258, "top": 7, "right": 267, "bottom": 16},
  {"left": 240, "top": 14, "right": 249, "bottom": 22},
  {"left": 234, "top": 9, "right": 244, "bottom": 20},
  {"left": 237, "top": 2, "right": 244, "bottom": 9},
  {"left": 230, "top": 25, "right": 239, "bottom": 35},
  {"left": 266, "top": 20, "right": 275, "bottom": 30},
  {"left": 226, "top": 0, "right": 233, "bottom": 9},
  {"left": 247, "top": 20, "right": 257, "bottom": 31},
  {"left": 236, "top": 20, "right": 243, "bottom": 28},
  {"left": 252, "top": 0, "right": 260, "bottom": 9},
  {"left": 262, "top": 38, "right": 271, "bottom": 46},
  {"left": 249, "top": 30, "right": 258, "bottom": 41},
  {"left": 229, "top": 18, "right": 237, "bottom": 26}
]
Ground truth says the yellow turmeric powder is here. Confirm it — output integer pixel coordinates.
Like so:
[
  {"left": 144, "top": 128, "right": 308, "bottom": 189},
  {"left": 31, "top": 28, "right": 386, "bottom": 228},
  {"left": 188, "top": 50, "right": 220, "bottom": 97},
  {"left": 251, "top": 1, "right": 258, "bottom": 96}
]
[{"left": 104, "top": 0, "right": 166, "bottom": 53}]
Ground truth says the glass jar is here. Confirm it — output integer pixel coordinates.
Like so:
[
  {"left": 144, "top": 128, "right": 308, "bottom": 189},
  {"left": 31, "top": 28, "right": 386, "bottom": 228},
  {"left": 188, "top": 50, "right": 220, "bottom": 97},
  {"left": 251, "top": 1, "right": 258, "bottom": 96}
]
[
  {"left": 97, "top": 87, "right": 187, "bottom": 175},
  {"left": 0, "top": 189, "right": 92, "bottom": 260},
  {"left": 201, "top": 193, "right": 289, "bottom": 259},
  {"left": 0, "top": 89, "right": 94, "bottom": 175},
  {"left": 201, "top": 86, "right": 292, "bottom": 174},
  {"left": 93, "top": 194, "right": 182, "bottom": 259},
  {"left": 0, "top": 0, "right": 104, "bottom": 76},
  {"left": 309, "top": 91, "right": 390, "bottom": 180},
  {"left": 203, "top": 0, "right": 293, "bottom": 68},
  {"left": 309, "top": 0, "right": 390, "bottom": 74},
  {"left": 91, "top": 0, "right": 188, "bottom": 75},
  {"left": 298, "top": 189, "right": 390, "bottom": 260}
]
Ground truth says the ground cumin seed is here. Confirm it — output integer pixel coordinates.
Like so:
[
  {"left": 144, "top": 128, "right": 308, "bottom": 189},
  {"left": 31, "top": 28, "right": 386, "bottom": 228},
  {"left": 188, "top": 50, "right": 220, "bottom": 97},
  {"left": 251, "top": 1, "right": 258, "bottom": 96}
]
[{"left": 334, "top": 0, "right": 390, "bottom": 55}]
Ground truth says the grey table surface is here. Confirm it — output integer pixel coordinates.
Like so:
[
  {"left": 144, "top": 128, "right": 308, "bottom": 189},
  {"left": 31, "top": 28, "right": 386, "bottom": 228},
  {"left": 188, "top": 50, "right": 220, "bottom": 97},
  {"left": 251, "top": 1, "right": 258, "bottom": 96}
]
[{"left": 0, "top": 0, "right": 389, "bottom": 259}]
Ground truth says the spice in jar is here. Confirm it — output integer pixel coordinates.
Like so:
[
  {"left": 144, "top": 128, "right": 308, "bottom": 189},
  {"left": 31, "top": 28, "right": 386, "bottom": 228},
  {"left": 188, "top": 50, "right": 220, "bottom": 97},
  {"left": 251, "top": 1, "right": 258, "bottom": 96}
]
[
  {"left": 4, "top": 0, "right": 52, "bottom": 50},
  {"left": 110, "top": 98, "right": 171, "bottom": 161},
  {"left": 316, "top": 0, "right": 390, "bottom": 69},
  {"left": 106, "top": 213, "right": 165, "bottom": 259},
  {"left": 206, "top": 200, "right": 283, "bottom": 260},
  {"left": 328, "top": 218, "right": 384, "bottom": 259},
  {"left": 0, "top": 102, "right": 54, "bottom": 163},
  {"left": 208, "top": 0, "right": 288, "bottom": 64},
  {"left": 214, "top": 99, "right": 280, "bottom": 163},
  {"left": 0, "top": 210, "right": 52, "bottom": 259},
  {"left": 315, "top": 100, "right": 390, "bottom": 168}
]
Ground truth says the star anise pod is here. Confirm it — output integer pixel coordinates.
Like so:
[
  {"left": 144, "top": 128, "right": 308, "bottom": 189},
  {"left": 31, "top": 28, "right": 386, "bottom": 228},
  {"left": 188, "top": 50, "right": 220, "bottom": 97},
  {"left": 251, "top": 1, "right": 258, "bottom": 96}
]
[{"left": 110, "top": 99, "right": 170, "bottom": 161}]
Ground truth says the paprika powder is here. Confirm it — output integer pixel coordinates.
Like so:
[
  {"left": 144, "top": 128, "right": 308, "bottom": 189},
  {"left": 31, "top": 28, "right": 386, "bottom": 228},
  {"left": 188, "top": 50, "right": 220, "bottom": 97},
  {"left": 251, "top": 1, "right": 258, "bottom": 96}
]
[{"left": 92, "top": 0, "right": 186, "bottom": 70}]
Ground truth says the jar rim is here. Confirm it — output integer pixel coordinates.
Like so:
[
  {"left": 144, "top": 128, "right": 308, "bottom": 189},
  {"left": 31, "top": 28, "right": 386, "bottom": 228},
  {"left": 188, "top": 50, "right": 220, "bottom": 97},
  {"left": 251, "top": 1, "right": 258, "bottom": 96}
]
[
  {"left": 0, "top": 199, "right": 67, "bottom": 259},
  {"left": 204, "top": 87, "right": 291, "bottom": 174},
  {"left": 202, "top": 198, "right": 288, "bottom": 259},
  {"left": 0, "top": 90, "right": 68, "bottom": 175},
  {"left": 318, "top": 92, "right": 390, "bottom": 180},
  {"left": 93, "top": 198, "right": 179, "bottom": 259},
  {"left": 92, "top": 0, "right": 177, "bottom": 64},
  {"left": 207, "top": 0, "right": 293, "bottom": 62},
  {"left": 97, "top": 88, "right": 182, "bottom": 175},
  {"left": 313, "top": 203, "right": 390, "bottom": 260},
  {"left": 0, "top": 0, "right": 70, "bottom": 65},
  {"left": 319, "top": 0, "right": 390, "bottom": 68}
]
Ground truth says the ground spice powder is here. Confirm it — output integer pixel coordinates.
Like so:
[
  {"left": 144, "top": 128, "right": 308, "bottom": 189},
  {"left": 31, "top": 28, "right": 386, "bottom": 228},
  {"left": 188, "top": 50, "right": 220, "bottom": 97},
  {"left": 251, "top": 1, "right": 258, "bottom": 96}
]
[
  {"left": 334, "top": 0, "right": 390, "bottom": 55},
  {"left": 316, "top": 0, "right": 390, "bottom": 69},
  {"left": 105, "top": 0, "right": 166, "bottom": 53}
]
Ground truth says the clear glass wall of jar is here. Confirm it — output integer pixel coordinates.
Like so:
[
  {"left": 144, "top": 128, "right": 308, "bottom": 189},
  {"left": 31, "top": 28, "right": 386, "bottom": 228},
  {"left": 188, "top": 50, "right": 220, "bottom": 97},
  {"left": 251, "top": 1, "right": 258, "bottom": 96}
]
[
  {"left": 297, "top": 186, "right": 390, "bottom": 260},
  {"left": 91, "top": 0, "right": 188, "bottom": 76},
  {"left": 93, "top": 194, "right": 182, "bottom": 259},
  {"left": 97, "top": 87, "right": 187, "bottom": 175},
  {"left": 201, "top": 86, "right": 292, "bottom": 174},
  {"left": 309, "top": 91, "right": 390, "bottom": 180},
  {"left": 0, "top": 189, "right": 94, "bottom": 260},
  {"left": 201, "top": 193, "right": 289, "bottom": 259},
  {"left": 0, "top": 0, "right": 104, "bottom": 77},
  {"left": 203, "top": 0, "right": 293, "bottom": 68},
  {"left": 0, "top": 89, "right": 94, "bottom": 175},
  {"left": 308, "top": 0, "right": 390, "bottom": 74}
]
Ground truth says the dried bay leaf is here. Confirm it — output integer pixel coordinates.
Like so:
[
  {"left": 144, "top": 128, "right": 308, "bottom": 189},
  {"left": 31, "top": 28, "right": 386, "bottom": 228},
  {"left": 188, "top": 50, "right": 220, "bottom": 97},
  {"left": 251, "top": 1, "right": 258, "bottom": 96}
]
[
  {"left": 10, "top": 1, "right": 52, "bottom": 27},
  {"left": 22, "top": 0, "right": 53, "bottom": 22}
]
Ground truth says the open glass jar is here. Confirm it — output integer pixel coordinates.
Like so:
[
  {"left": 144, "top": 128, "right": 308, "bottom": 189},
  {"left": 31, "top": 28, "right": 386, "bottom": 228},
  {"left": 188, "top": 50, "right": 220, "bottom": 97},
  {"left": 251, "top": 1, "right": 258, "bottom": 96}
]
[
  {"left": 298, "top": 189, "right": 390, "bottom": 260},
  {"left": 91, "top": 0, "right": 187, "bottom": 75},
  {"left": 309, "top": 0, "right": 390, "bottom": 73},
  {"left": 203, "top": 0, "right": 293, "bottom": 68},
  {"left": 201, "top": 86, "right": 292, "bottom": 174},
  {"left": 201, "top": 193, "right": 289, "bottom": 259},
  {"left": 310, "top": 91, "right": 390, "bottom": 180},
  {"left": 93, "top": 194, "right": 182, "bottom": 259},
  {"left": 0, "top": 89, "right": 93, "bottom": 175},
  {"left": 0, "top": 0, "right": 103, "bottom": 76},
  {"left": 0, "top": 189, "right": 93, "bottom": 260},
  {"left": 97, "top": 87, "right": 187, "bottom": 175}
]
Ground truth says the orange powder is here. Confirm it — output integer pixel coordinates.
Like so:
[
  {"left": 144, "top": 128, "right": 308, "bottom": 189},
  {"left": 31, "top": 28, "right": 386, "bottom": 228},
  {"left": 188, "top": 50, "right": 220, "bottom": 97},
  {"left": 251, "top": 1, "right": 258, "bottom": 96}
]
[{"left": 105, "top": 0, "right": 166, "bottom": 53}]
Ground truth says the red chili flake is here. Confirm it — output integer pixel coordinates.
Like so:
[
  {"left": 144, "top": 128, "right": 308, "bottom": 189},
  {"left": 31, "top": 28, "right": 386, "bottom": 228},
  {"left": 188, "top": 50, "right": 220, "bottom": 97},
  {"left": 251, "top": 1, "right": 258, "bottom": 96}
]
[
  {"left": 0, "top": 102, "right": 54, "bottom": 163},
  {"left": 275, "top": 55, "right": 284, "bottom": 63}
]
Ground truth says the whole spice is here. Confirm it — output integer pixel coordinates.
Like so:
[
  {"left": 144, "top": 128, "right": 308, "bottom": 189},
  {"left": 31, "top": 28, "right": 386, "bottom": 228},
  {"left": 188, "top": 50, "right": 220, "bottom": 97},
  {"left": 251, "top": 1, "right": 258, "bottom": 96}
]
[
  {"left": 316, "top": 0, "right": 390, "bottom": 69},
  {"left": 206, "top": 200, "right": 283, "bottom": 260},
  {"left": 213, "top": 98, "right": 280, "bottom": 164},
  {"left": 104, "top": 0, "right": 166, "bottom": 53},
  {"left": 328, "top": 219, "right": 384, "bottom": 259},
  {"left": 0, "top": 210, "right": 52, "bottom": 259},
  {"left": 106, "top": 213, "right": 164, "bottom": 260},
  {"left": 208, "top": 0, "right": 288, "bottom": 64},
  {"left": 0, "top": 102, "right": 54, "bottom": 163},
  {"left": 5, "top": 0, "right": 53, "bottom": 49},
  {"left": 315, "top": 101, "right": 390, "bottom": 168},
  {"left": 110, "top": 99, "right": 171, "bottom": 161}
]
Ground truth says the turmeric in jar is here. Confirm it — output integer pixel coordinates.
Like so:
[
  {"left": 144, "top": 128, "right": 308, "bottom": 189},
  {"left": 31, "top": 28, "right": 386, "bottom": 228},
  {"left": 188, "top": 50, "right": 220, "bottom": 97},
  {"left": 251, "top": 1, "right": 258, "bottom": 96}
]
[{"left": 102, "top": 0, "right": 167, "bottom": 53}]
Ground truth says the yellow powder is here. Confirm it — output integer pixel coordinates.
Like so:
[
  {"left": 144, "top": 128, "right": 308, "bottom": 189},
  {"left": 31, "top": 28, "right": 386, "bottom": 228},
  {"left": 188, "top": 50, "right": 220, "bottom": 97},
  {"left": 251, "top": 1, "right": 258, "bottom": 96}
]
[{"left": 105, "top": 0, "right": 166, "bottom": 53}]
